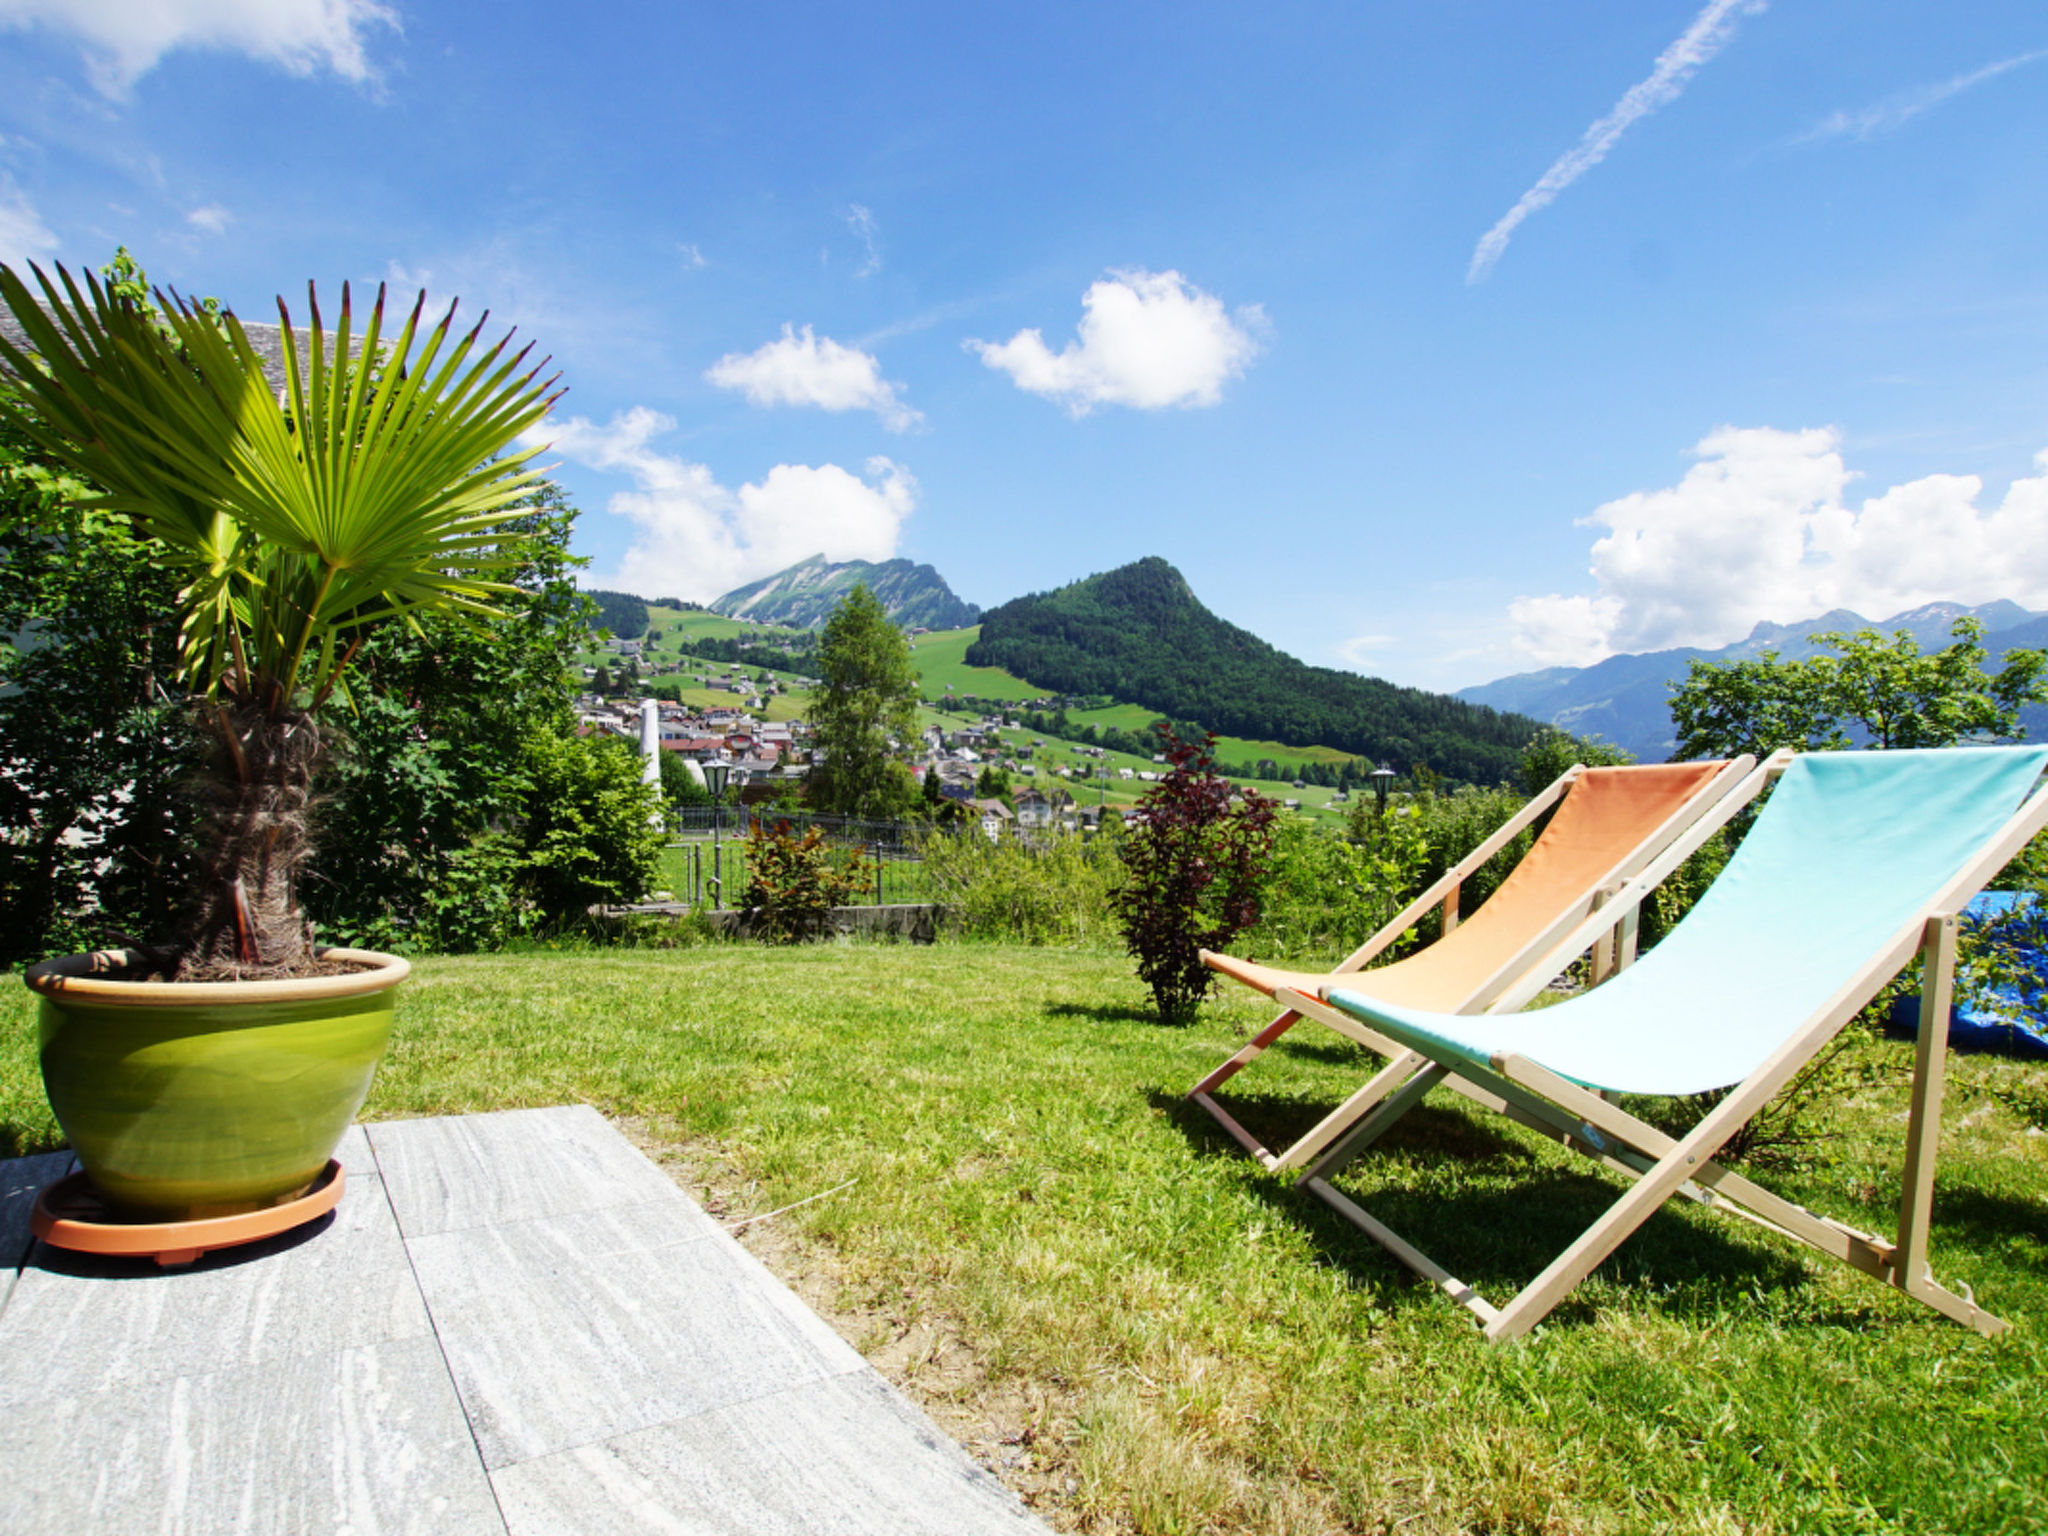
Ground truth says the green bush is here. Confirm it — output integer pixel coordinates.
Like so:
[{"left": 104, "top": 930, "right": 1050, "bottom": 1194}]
[
  {"left": 1251, "top": 813, "right": 1431, "bottom": 966},
  {"left": 920, "top": 825, "right": 1122, "bottom": 945},
  {"left": 742, "top": 821, "right": 867, "bottom": 943},
  {"left": 515, "top": 730, "right": 667, "bottom": 923}
]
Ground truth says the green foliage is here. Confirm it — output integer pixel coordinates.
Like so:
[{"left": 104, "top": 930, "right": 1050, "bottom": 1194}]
[
  {"left": 591, "top": 663, "right": 614, "bottom": 694},
  {"left": 513, "top": 730, "right": 667, "bottom": 920},
  {"left": 974, "top": 763, "right": 1013, "bottom": 804},
  {"left": 741, "top": 820, "right": 868, "bottom": 942},
  {"left": 1113, "top": 727, "right": 1281, "bottom": 1022},
  {"left": 1672, "top": 618, "right": 2048, "bottom": 759},
  {"left": 1252, "top": 813, "right": 1432, "bottom": 965},
  {"left": 967, "top": 556, "right": 1540, "bottom": 780},
  {"left": 0, "top": 416, "right": 193, "bottom": 965},
  {"left": 307, "top": 485, "right": 597, "bottom": 947},
  {"left": 1518, "top": 723, "right": 1634, "bottom": 795},
  {"left": 919, "top": 825, "right": 1122, "bottom": 944},
  {"left": 807, "top": 583, "right": 919, "bottom": 817},
  {"left": 583, "top": 588, "right": 649, "bottom": 639}
]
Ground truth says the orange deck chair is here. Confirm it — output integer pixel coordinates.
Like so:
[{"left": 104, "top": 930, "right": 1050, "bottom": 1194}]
[{"left": 1190, "top": 757, "right": 1752, "bottom": 1171}]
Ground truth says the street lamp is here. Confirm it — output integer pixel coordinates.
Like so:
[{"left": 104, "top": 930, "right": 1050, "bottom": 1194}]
[
  {"left": 703, "top": 756, "right": 731, "bottom": 909},
  {"left": 1371, "top": 763, "right": 1396, "bottom": 817}
]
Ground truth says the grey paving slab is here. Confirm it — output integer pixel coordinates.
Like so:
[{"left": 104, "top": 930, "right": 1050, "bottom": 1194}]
[
  {"left": 406, "top": 1191, "right": 864, "bottom": 1468},
  {"left": 0, "top": 1332, "right": 506, "bottom": 1536},
  {"left": 490, "top": 1370, "right": 1047, "bottom": 1536},
  {"left": 371, "top": 1104, "right": 680, "bottom": 1238},
  {"left": 0, "top": 1124, "right": 429, "bottom": 1411},
  {"left": 0, "top": 1150, "right": 72, "bottom": 1271}
]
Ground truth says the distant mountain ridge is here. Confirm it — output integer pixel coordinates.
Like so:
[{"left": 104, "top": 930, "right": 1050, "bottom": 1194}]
[
  {"left": 968, "top": 556, "right": 1541, "bottom": 782},
  {"left": 1457, "top": 600, "right": 2048, "bottom": 760},
  {"left": 711, "top": 555, "right": 980, "bottom": 631}
]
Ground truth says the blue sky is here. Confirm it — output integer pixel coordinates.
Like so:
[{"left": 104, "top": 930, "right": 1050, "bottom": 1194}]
[{"left": 3, "top": 1, "right": 2046, "bottom": 690}]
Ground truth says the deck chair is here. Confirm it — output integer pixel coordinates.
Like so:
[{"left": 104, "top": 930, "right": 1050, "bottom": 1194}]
[
  {"left": 1305, "top": 745, "right": 2048, "bottom": 1343},
  {"left": 1191, "top": 757, "right": 1753, "bottom": 1172}
]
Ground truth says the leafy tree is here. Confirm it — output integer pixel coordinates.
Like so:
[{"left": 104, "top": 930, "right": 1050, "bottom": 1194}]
[
  {"left": 0, "top": 259, "right": 560, "bottom": 977},
  {"left": 592, "top": 663, "right": 614, "bottom": 695},
  {"left": 0, "top": 409, "right": 192, "bottom": 966},
  {"left": 1518, "top": 724, "right": 1635, "bottom": 794},
  {"left": 921, "top": 762, "right": 945, "bottom": 815},
  {"left": 975, "top": 763, "right": 1013, "bottom": 804},
  {"left": 514, "top": 731, "right": 667, "bottom": 919},
  {"left": 1112, "top": 725, "right": 1280, "bottom": 1023},
  {"left": 306, "top": 485, "right": 614, "bottom": 948},
  {"left": 807, "top": 582, "right": 918, "bottom": 817},
  {"left": 1672, "top": 619, "right": 2048, "bottom": 760}
]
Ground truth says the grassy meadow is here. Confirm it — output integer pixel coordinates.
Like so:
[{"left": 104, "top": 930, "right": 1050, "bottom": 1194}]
[{"left": 7, "top": 940, "right": 2045, "bottom": 1534}]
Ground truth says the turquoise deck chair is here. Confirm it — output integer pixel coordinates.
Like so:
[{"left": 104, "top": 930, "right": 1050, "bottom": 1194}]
[{"left": 1305, "top": 746, "right": 2048, "bottom": 1342}]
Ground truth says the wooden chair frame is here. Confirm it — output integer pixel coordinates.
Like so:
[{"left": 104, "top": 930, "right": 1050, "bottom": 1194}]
[
  {"left": 1192, "top": 757, "right": 1755, "bottom": 1173},
  {"left": 1297, "top": 751, "right": 2048, "bottom": 1342}
]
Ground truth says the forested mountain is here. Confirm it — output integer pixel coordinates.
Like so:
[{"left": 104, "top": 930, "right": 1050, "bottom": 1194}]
[
  {"left": 967, "top": 557, "right": 1540, "bottom": 782},
  {"left": 1458, "top": 599, "right": 2047, "bottom": 759},
  {"left": 583, "top": 589, "right": 650, "bottom": 639},
  {"left": 712, "top": 555, "right": 980, "bottom": 630}
]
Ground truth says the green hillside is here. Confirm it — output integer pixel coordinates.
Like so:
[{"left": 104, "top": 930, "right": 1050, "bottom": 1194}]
[
  {"left": 967, "top": 557, "right": 1540, "bottom": 782},
  {"left": 908, "top": 627, "right": 1043, "bottom": 701}
]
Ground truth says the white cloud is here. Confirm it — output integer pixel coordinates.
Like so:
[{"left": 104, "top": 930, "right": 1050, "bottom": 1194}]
[
  {"left": 185, "top": 202, "right": 230, "bottom": 234},
  {"left": 968, "top": 268, "right": 1265, "bottom": 416},
  {"left": 1798, "top": 50, "right": 2048, "bottom": 143},
  {"left": 678, "top": 242, "right": 706, "bottom": 270},
  {"left": 1509, "top": 428, "right": 2048, "bottom": 666},
  {"left": 705, "top": 324, "right": 922, "bottom": 432},
  {"left": 0, "top": 174, "right": 58, "bottom": 263},
  {"left": 1338, "top": 634, "right": 1398, "bottom": 668},
  {"left": 0, "top": 0, "right": 397, "bottom": 96},
  {"left": 846, "top": 205, "right": 880, "bottom": 277},
  {"left": 1468, "top": 0, "right": 1763, "bottom": 284},
  {"left": 539, "top": 406, "right": 917, "bottom": 600}
]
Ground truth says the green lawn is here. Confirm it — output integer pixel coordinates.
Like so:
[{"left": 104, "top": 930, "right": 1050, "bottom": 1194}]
[{"left": 7, "top": 941, "right": 2045, "bottom": 1533}]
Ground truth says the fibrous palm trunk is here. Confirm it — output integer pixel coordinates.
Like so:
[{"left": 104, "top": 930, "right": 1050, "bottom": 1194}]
[{"left": 174, "top": 700, "right": 322, "bottom": 979}]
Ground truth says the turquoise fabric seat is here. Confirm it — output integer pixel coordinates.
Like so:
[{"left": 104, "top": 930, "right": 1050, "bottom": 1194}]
[{"left": 1327, "top": 747, "right": 2048, "bottom": 1097}]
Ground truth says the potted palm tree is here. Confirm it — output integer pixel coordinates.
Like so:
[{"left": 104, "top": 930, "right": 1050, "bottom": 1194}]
[{"left": 0, "top": 260, "right": 560, "bottom": 1226}]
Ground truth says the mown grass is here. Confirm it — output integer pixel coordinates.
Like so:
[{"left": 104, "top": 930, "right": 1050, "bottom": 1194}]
[{"left": 5, "top": 942, "right": 2046, "bottom": 1533}]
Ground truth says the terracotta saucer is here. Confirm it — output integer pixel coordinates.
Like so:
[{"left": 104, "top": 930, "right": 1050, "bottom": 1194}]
[{"left": 31, "top": 1162, "right": 345, "bottom": 1267}]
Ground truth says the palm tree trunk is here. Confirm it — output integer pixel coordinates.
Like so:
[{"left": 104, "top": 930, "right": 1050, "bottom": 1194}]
[{"left": 175, "top": 700, "right": 322, "bottom": 979}]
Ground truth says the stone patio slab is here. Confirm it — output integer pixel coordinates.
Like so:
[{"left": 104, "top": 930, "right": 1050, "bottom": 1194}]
[{"left": 0, "top": 1104, "right": 1050, "bottom": 1535}]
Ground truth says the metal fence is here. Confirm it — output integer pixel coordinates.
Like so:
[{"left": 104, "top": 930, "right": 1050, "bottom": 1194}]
[{"left": 661, "top": 808, "right": 928, "bottom": 909}]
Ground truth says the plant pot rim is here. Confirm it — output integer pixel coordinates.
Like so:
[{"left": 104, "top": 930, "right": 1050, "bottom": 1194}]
[{"left": 24, "top": 947, "right": 410, "bottom": 1008}]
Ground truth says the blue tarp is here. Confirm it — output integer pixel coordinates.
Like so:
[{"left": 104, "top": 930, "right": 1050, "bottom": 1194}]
[{"left": 1886, "top": 891, "right": 2048, "bottom": 1061}]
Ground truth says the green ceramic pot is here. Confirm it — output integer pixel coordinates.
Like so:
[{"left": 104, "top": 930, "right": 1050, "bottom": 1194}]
[{"left": 24, "top": 948, "right": 408, "bottom": 1221}]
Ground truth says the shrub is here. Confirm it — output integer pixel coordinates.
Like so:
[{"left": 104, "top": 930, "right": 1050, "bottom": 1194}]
[
  {"left": 1253, "top": 811, "right": 1432, "bottom": 966},
  {"left": 515, "top": 730, "right": 667, "bottom": 923},
  {"left": 1112, "top": 727, "right": 1279, "bottom": 1023},
  {"left": 742, "top": 820, "right": 868, "bottom": 943},
  {"left": 919, "top": 824, "right": 1121, "bottom": 945}
]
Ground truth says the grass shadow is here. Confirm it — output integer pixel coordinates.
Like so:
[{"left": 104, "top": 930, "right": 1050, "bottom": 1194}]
[
  {"left": 1929, "top": 1185, "right": 2048, "bottom": 1274},
  {"left": 1250, "top": 1163, "right": 1812, "bottom": 1318},
  {"left": 1044, "top": 1000, "right": 1161, "bottom": 1027},
  {"left": 1149, "top": 1085, "right": 1535, "bottom": 1167},
  {"left": 0, "top": 1122, "right": 64, "bottom": 1161}
]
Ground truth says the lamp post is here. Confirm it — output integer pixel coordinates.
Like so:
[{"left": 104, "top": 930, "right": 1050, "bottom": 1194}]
[
  {"left": 703, "top": 756, "right": 731, "bottom": 909},
  {"left": 1371, "top": 763, "right": 1396, "bottom": 818}
]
